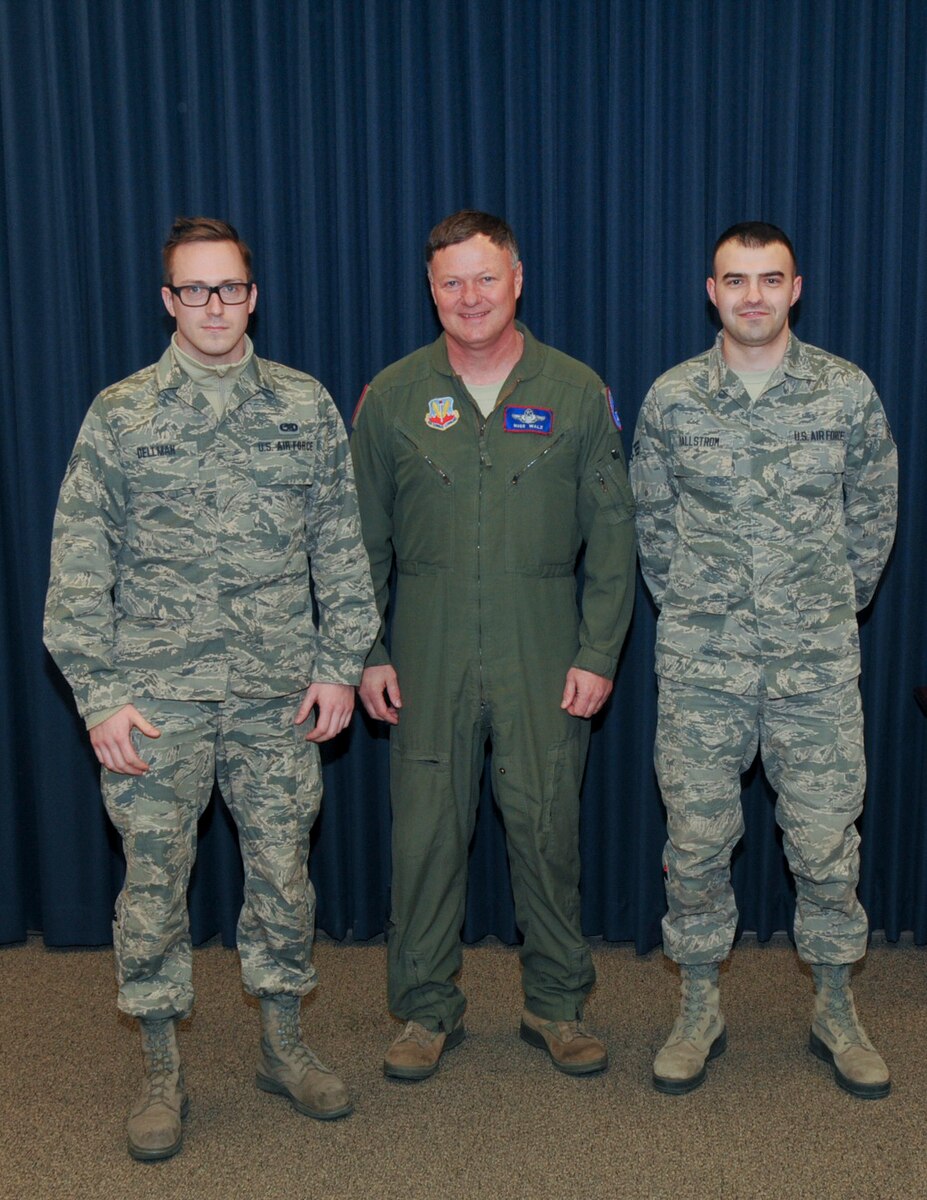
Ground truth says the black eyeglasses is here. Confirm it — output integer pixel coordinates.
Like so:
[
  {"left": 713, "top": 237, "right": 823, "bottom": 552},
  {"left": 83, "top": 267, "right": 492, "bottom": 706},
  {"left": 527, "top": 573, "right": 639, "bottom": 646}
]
[{"left": 167, "top": 282, "right": 254, "bottom": 307}]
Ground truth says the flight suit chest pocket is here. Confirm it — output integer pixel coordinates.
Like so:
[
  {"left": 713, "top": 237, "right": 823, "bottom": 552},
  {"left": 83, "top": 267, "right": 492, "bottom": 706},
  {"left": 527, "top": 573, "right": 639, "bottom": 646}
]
[
  {"left": 392, "top": 426, "right": 454, "bottom": 572},
  {"left": 505, "top": 430, "right": 578, "bottom": 574}
]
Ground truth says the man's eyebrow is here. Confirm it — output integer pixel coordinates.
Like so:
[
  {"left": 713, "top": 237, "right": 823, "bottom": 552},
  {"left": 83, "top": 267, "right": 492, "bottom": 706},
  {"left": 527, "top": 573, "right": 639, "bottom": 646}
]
[
  {"left": 721, "top": 270, "right": 785, "bottom": 280},
  {"left": 174, "top": 277, "right": 248, "bottom": 285}
]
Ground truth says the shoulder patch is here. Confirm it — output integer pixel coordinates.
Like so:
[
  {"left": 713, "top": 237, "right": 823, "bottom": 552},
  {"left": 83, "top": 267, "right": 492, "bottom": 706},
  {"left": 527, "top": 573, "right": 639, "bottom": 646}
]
[
  {"left": 606, "top": 387, "right": 622, "bottom": 430},
  {"left": 352, "top": 384, "right": 370, "bottom": 428}
]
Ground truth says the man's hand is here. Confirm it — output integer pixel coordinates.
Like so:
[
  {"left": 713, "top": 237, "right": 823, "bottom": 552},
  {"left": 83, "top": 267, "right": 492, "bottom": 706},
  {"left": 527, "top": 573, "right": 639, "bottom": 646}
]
[
  {"left": 560, "top": 667, "right": 613, "bottom": 719},
  {"left": 295, "top": 683, "right": 356, "bottom": 743},
  {"left": 89, "top": 705, "right": 161, "bottom": 775},
  {"left": 358, "top": 665, "right": 402, "bottom": 725}
]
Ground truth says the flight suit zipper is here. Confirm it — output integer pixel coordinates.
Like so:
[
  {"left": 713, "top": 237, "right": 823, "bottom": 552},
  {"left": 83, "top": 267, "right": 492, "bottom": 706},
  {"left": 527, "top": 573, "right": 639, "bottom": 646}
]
[
  {"left": 510, "top": 433, "right": 566, "bottom": 485},
  {"left": 398, "top": 429, "right": 452, "bottom": 485}
]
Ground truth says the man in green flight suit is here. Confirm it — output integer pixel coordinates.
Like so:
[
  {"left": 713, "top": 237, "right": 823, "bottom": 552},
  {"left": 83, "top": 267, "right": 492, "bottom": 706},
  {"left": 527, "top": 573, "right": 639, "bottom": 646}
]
[
  {"left": 45, "top": 218, "right": 378, "bottom": 1158},
  {"left": 631, "top": 222, "right": 898, "bottom": 1100},
  {"left": 351, "top": 210, "right": 636, "bottom": 1080}
]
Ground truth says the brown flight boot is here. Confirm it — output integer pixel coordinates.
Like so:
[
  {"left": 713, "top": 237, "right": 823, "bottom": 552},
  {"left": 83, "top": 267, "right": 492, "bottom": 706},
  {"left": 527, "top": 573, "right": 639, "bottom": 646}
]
[
  {"left": 519, "top": 1009, "right": 608, "bottom": 1075},
  {"left": 383, "top": 1019, "right": 466, "bottom": 1080}
]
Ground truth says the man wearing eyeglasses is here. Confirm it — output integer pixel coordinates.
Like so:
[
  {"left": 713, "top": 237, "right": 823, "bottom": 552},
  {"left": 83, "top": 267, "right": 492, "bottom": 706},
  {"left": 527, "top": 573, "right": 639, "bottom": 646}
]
[{"left": 44, "top": 217, "right": 377, "bottom": 1159}]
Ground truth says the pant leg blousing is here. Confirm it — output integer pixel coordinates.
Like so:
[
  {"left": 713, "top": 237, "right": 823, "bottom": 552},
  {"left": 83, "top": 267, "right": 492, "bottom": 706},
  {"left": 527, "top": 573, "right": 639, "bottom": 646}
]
[
  {"left": 103, "top": 692, "right": 322, "bottom": 1019},
  {"left": 656, "top": 678, "right": 868, "bottom": 966}
]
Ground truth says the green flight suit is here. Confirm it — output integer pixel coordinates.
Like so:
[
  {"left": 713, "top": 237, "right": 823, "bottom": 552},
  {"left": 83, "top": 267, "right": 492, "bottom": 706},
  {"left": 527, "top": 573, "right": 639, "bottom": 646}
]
[{"left": 351, "top": 323, "right": 635, "bottom": 1028}]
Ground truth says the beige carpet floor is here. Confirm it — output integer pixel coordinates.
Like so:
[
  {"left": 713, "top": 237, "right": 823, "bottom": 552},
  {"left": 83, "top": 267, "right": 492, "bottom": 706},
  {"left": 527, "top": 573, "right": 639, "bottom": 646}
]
[{"left": 1, "top": 934, "right": 925, "bottom": 1200}]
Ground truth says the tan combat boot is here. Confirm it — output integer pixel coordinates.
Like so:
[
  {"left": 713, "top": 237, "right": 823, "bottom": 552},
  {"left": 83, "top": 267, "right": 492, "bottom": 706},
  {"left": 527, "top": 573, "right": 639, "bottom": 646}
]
[
  {"left": 255, "top": 995, "right": 353, "bottom": 1119},
  {"left": 126, "top": 1017, "right": 187, "bottom": 1161},
  {"left": 809, "top": 964, "right": 890, "bottom": 1099},
  {"left": 652, "top": 963, "right": 727, "bottom": 1095}
]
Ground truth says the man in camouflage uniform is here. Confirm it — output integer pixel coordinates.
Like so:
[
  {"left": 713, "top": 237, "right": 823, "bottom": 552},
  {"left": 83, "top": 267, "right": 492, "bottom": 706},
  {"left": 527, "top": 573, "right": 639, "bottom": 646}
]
[
  {"left": 630, "top": 222, "right": 897, "bottom": 1099},
  {"left": 45, "top": 218, "right": 378, "bottom": 1159},
  {"left": 352, "top": 211, "right": 635, "bottom": 1081}
]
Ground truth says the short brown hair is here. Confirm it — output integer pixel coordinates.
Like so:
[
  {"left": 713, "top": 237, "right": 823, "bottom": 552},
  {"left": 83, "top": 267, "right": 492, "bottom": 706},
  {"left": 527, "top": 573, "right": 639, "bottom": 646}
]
[
  {"left": 162, "top": 216, "right": 253, "bottom": 282},
  {"left": 712, "top": 221, "right": 797, "bottom": 273},
  {"left": 425, "top": 210, "right": 520, "bottom": 275}
]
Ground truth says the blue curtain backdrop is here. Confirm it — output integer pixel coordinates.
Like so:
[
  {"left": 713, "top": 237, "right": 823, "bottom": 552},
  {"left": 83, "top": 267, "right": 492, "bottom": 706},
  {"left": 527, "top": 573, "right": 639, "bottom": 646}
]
[{"left": 1, "top": 0, "right": 925, "bottom": 951}]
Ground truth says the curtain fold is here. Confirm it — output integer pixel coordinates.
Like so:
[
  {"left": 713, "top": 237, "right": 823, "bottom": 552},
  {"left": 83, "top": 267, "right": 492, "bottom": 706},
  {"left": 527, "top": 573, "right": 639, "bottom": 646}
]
[{"left": 2, "top": 0, "right": 924, "bottom": 952}]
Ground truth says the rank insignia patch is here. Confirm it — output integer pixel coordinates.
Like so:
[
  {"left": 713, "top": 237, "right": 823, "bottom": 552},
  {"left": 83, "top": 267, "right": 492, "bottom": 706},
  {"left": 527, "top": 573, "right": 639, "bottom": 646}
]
[
  {"left": 606, "top": 388, "right": 622, "bottom": 430},
  {"left": 425, "top": 396, "right": 460, "bottom": 430},
  {"left": 503, "top": 405, "right": 553, "bottom": 435}
]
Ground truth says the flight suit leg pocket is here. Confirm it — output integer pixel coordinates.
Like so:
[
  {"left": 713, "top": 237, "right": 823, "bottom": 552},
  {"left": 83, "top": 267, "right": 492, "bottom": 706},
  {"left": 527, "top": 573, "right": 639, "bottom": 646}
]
[
  {"left": 390, "top": 740, "right": 454, "bottom": 850},
  {"left": 540, "top": 737, "right": 582, "bottom": 853}
]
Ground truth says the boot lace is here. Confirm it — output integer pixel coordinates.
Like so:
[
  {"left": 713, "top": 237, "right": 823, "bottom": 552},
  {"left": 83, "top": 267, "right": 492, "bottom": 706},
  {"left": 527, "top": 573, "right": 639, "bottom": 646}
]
[
  {"left": 679, "top": 984, "right": 708, "bottom": 1040},
  {"left": 395, "top": 1021, "right": 441, "bottom": 1049},
  {"left": 540, "top": 1019, "right": 591, "bottom": 1043},
  {"left": 826, "top": 984, "right": 863, "bottom": 1044},
  {"left": 272, "top": 1011, "right": 329, "bottom": 1074},
  {"left": 140, "top": 1023, "right": 179, "bottom": 1106}
]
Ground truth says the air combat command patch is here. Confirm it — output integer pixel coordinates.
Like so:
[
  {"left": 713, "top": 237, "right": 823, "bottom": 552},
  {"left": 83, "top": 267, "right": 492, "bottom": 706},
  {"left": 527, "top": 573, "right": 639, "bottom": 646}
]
[{"left": 425, "top": 396, "right": 460, "bottom": 430}]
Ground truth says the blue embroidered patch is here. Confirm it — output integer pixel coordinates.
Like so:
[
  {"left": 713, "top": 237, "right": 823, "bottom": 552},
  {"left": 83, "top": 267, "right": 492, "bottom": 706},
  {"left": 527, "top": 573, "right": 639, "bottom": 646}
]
[
  {"left": 606, "top": 388, "right": 622, "bottom": 430},
  {"left": 503, "top": 405, "right": 553, "bottom": 435}
]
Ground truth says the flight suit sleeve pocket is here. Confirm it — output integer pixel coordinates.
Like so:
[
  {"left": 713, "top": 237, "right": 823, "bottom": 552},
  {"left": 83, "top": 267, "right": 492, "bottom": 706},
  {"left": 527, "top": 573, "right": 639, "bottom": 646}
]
[{"left": 587, "top": 456, "right": 635, "bottom": 525}]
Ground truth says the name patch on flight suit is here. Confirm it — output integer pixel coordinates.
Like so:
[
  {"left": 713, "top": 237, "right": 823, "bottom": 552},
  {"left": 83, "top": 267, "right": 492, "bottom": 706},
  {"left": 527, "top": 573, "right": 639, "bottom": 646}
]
[
  {"left": 136, "top": 443, "right": 177, "bottom": 459},
  {"left": 425, "top": 396, "right": 460, "bottom": 430},
  {"left": 503, "top": 406, "right": 553, "bottom": 434}
]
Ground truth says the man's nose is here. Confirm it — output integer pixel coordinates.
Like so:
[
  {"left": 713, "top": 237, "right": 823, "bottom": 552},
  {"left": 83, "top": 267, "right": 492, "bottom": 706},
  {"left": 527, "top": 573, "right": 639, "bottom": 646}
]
[{"left": 206, "top": 289, "right": 225, "bottom": 314}]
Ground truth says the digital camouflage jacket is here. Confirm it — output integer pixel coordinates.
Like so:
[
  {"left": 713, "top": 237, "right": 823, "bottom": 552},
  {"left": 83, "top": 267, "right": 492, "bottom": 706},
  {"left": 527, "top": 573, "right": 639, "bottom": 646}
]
[
  {"left": 45, "top": 347, "right": 377, "bottom": 725},
  {"left": 630, "top": 333, "right": 898, "bottom": 697}
]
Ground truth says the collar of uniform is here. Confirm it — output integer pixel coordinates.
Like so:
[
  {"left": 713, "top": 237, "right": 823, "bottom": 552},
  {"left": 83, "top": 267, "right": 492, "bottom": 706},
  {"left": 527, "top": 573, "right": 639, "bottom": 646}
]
[
  {"left": 155, "top": 336, "right": 274, "bottom": 412},
  {"left": 427, "top": 320, "right": 545, "bottom": 383},
  {"left": 779, "top": 333, "right": 816, "bottom": 381},
  {"left": 170, "top": 332, "right": 254, "bottom": 385},
  {"left": 706, "top": 329, "right": 814, "bottom": 397},
  {"left": 706, "top": 331, "right": 735, "bottom": 395}
]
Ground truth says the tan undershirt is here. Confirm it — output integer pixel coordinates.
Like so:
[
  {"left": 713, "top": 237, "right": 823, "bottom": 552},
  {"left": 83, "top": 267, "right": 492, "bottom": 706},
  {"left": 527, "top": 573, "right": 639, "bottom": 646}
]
[
  {"left": 733, "top": 366, "right": 776, "bottom": 402},
  {"left": 171, "top": 333, "right": 254, "bottom": 419},
  {"left": 467, "top": 379, "right": 506, "bottom": 418}
]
